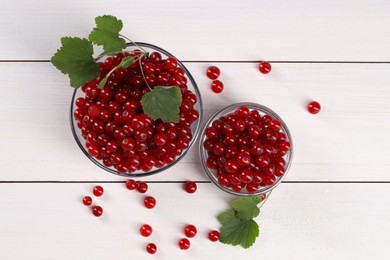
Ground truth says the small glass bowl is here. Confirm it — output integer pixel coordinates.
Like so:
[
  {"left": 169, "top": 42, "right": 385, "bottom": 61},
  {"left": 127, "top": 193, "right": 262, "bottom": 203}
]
[
  {"left": 199, "top": 102, "right": 293, "bottom": 196},
  {"left": 70, "top": 42, "right": 203, "bottom": 177}
]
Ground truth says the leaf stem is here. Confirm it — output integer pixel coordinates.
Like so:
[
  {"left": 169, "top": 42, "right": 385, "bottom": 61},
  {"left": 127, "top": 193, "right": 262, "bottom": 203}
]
[
  {"left": 259, "top": 190, "right": 273, "bottom": 208},
  {"left": 119, "top": 34, "right": 147, "bottom": 53},
  {"left": 138, "top": 54, "right": 152, "bottom": 91}
]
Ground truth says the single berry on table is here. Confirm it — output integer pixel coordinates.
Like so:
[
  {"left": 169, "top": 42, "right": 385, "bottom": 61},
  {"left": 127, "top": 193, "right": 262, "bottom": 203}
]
[
  {"left": 184, "top": 181, "right": 197, "bottom": 194},
  {"left": 211, "top": 80, "right": 224, "bottom": 93},
  {"left": 140, "top": 224, "right": 153, "bottom": 237},
  {"left": 184, "top": 224, "right": 197, "bottom": 238},
  {"left": 92, "top": 205, "right": 103, "bottom": 217},
  {"left": 144, "top": 196, "right": 156, "bottom": 209},
  {"left": 208, "top": 230, "right": 220, "bottom": 242},
  {"left": 307, "top": 101, "right": 321, "bottom": 114},
  {"left": 93, "top": 186, "right": 104, "bottom": 197},
  {"left": 82, "top": 196, "right": 92, "bottom": 206},
  {"left": 137, "top": 181, "right": 148, "bottom": 193},
  {"left": 146, "top": 243, "right": 157, "bottom": 254},
  {"left": 206, "top": 66, "right": 220, "bottom": 80},
  {"left": 178, "top": 238, "right": 190, "bottom": 250},
  {"left": 126, "top": 179, "right": 137, "bottom": 190},
  {"left": 258, "top": 61, "right": 272, "bottom": 74}
]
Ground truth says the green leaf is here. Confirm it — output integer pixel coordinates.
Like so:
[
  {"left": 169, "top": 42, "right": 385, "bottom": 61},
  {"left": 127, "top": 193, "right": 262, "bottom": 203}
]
[
  {"left": 219, "top": 217, "right": 259, "bottom": 249},
  {"left": 231, "top": 196, "right": 261, "bottom": 220},
  {"left": 89, "top": 15, "right": 126, "bottom": 53},
  {"left": 51, "top": 37, "right": 100, "bottom": 88},
  {"left": 218, "top": 209, "right": 239, "bottom": 225},
  {"left": 119, "top": 56, "right": 134, "bottom": 69},
  {"left": 141, "top": 86, "right": 182, "bottom": 123}
]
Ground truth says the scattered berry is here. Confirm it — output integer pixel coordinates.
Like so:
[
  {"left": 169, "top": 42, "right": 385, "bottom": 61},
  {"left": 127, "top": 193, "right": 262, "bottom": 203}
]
[
  {"left": 211, "top": 80, "right": 224, "bottom": 93},
  {"left": 144, "top": 196, "right": 156, "bottom": 209},
  {"left": 261, "top": 193, "right": 267, "bottom": 200},
  {"left": 137, "top": 182, "right": 148, "bottom": 193},
  {"left": 126, "top": 179, "right": 137, "bottom": 190},
  {"left": 208, "top": 230, "right": 220, "bottom": 242},
  {"left": 184, "top": 181, "right": 197, "bottom": 194},
  {"left": 184, "top": 224, "right": 197, "bottom": 238},
  {"left": 258, "top": 61, "right": 271, "bottom": 74},
  {"left": 140, "top": 224, "right": 153, "bottom": 237},
  {"left": 93, "top": 186, "right": 104, "bottom": 197},
  {"left": 178, "top": 238, "right": 190, "bottom": 250},
  {"left": 146, "top": 243, "right": 157, "bottom": 254},
  {"left": 206, "top": 66, "right": 221, "bottom": 80},
  {"left": 307, "top": 101, "right": 321, "bottom": 114},
  {"left": 82, "top": 196, "right": 92, "bottom": 206},
  {"left": 92, "top": 205, "right": 103, "bottom": 217}
]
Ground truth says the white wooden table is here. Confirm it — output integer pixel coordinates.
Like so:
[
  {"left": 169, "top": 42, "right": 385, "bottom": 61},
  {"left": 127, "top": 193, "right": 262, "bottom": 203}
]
[{"left": 1, "top": 1, "right": 390, "bottom": 259}]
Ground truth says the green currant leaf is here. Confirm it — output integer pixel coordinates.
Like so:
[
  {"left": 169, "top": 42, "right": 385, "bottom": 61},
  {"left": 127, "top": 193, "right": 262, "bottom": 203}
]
[
  {"left": 51, "top": 37, "right": 100, "bottom": 88},
  {"left": 141, "top": 86, "right": 182, "bottom": 123},
  {"left": 88, "top": 15, "right": 126, "bottom": 54},
  {"left": 231, "top": 196, "right": 262, "bottom": 220},
  {"left": 219, "top": 218, "right": 259, "bottom": 249}
]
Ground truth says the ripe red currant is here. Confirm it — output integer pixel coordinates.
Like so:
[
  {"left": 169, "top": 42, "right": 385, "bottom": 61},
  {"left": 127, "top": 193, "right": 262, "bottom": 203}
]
[
  {"left": 140, "top": 224, "right": 153, "bottom": 237},
  {"left": 211, "top": 80, "right": 224, "bottom": 93},
  {"left": 308, "top": 101, "right": 321, "bottom": 114},
  {"left": 137, "top": 182, "right": 148, "bottom": 193},
  {"left": 165, "top": 57, "right": 178, "bottom": 69},
  {"left": 144, "top": 196, "right": 156, "bottom": 209},
  {"left": 184, "top": 224, "right": 197, "bottom": 238},
  {"left": 258, "top": 61, "right": 271, "bottom": 74},
  {"left": 208, "top": 230, "right": 220, "bottom": 242},
  {"left": 269, "top": 119, "right": 282, "bottom": 132},
  {"left": 126, "top": 179, "right": 137, "bottom": 190},
  {"left": 184, "top": 181, "right": 197, "bottom": 194},
  {"left": 82, "top": 196, "right": 92, "bottom": 206},
  {"left": 92, "top": 205, "right": 103, "bottom": 217},
  {"left": 93, "top": 186, "right": 104, "bottom": 197},
  {"left": 206, "top": 66, "right": 220, "bottom": 80},
  {"left": 146, "top": 243, "right": 157, "bottom": 254},
  {"left": 178, "top": 238, "right": 190, "bottom": 250}
]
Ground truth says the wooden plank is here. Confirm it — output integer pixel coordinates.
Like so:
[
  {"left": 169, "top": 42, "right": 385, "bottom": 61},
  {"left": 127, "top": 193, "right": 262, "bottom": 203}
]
[
  {"left": 0, "top": 62, "right": 389, "bottom": 181},
  {"left": 0, "top": 0, "right": 390, "bottom": 61},
  {"left": 0, "top": 183, "right": 388, "bottom": 259}
]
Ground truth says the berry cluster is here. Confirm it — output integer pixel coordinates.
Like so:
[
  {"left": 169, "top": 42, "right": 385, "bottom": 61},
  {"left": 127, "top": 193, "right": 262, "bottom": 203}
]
[
  {"left": 74, "top": 51, "right": 199, "bottom": 174},
  {"left": 206, "top": 66, "right": 224, "bottom": 93},
  {"left": 82, "top": 185, "right": 105, "bottom": 217},
  {"left": 203, "top": 106, "right": 291, "bottom": 193}
]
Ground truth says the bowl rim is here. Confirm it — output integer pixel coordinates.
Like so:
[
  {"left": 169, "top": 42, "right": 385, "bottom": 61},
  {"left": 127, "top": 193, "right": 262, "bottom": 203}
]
[
  {"left": 199, "top": 102, "right": 293, "bottom": 196},
  {"left": 70, "top": 42, "right": 203, "bottom": 178}
]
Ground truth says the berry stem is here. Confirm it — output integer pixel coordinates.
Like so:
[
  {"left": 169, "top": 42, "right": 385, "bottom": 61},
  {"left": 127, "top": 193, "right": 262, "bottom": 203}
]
[
  {"left": 259, "top": 190, "right": 272, "bottom": 208},
  {"left": 119, "top": 34, "right": 147, "bottom": 53}
]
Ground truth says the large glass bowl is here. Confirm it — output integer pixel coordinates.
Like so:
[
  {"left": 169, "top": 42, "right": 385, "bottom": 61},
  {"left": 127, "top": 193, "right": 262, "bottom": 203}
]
[
  {"left": 70, "top": 42, "right": 203, "bottom": 177},
  {"left": 199, "top": 102, "right": 293, "bottom": 196}
]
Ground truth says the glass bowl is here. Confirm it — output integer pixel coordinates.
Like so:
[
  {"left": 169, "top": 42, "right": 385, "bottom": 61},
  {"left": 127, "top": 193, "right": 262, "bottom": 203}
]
[
  {"left": 199, "top": 102, "right": 293, "bottom": 196},
  {"left": 70, "top": 42, "right": 203, "bottom": 177}
]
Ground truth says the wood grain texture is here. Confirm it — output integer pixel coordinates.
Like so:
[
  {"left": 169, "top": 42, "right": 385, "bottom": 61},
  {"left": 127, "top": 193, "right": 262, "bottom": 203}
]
[
  {"left": 1, "top": 62, "right": 389, "bottom": 181},
  {"left": 0, "top": 183, "right": 388, "bottom": 260},
  {"left": 0, "top": 0, "right": 390, "bottom": 61}
]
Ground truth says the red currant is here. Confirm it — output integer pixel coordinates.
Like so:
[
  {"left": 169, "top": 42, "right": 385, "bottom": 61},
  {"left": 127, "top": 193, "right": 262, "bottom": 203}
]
[
  {"left": 140, "top": 224, "right": 153, "bottom": 237},
  {"left": 206, "top": 66, "right": 220, "bottom": 80},
  {"left": 308, "top": 101, "right": 321, "bottom": 114},
  {"left": 208, "top": 230, "right": 220, "bottom": 242},
  {"left": 144, "top": 196, "right": 156, "bottom": 209},
  {"left": 93, "top": 186, "right": 104, "bottom": 197},
  {"left": 146, "top": 243, "right": 157, "bottom": 254},
  {"left": 137, "top": 182, "right": 148, "bottom": 193},
  {"left": 258, "top": 61, "right": 271, "bottom": 74},
  {"left": 82, "top": 196, "right": 92, "bottom": 206},
  {"left": 126, "top": 179, "right": 137, "bottom": 190},
  {"left": 178, "top": 238, "right": 190, "bottom": 250},
  {"left": 184, "top": 181, "right": 197, "bottom": 194},
  {"left": 184, "top": 224, "right": 197, "bottom": 238},
  {"left": 269, "top": 119, "right": 282, "bottom": 132},
  {"left": 211, "top": 80, "right": 224, "bottom": 93},
  {"left": 92, "top": 205, "right": 103, "bottom": 217}
]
